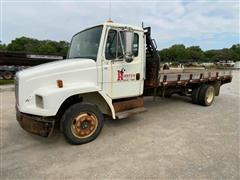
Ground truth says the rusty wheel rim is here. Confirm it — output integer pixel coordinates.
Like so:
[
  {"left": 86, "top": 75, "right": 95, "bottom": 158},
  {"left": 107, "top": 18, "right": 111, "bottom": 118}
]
[
  {"left": 206, "top": 86, "right": 214, "bottom": 104},
  {"left": 3, "top": 73, "right": 12, "bottom": 80},
  {"left": 71, "top": 112, "right": 98, "bottom": 139}
]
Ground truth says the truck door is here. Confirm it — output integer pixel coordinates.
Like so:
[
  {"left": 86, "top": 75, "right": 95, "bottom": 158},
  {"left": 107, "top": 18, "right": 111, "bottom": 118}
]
[{"left": 102, "top": 28, "right": 143, "bottom": 99}]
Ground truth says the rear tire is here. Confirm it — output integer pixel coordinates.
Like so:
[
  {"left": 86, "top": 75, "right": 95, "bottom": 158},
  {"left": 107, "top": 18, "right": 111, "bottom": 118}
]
[
  {"left": 61, "top": 103, "right": 104, "bottom": 145},
  {"left": 192, "top": 86, "right": 201, "bottom": 104},
  {"left": 164, "top": 93, "right": 172, "bottom": 98},
  {"left": 198, "top": 84, "right": 215, "bottom": 106}
]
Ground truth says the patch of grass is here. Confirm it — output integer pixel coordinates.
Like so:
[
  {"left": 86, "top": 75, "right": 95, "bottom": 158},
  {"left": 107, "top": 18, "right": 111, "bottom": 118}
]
[{"left": 0, "top": 79, "right": 14, "bottom": 85}]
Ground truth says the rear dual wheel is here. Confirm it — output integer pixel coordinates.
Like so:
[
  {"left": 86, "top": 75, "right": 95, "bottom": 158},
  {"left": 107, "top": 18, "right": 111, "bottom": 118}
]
[
  {"left": 192, "top": 86, "right": 201, "bottom": 104},
  {"left": 192, "top": 84, "right": 215, "bottom": 106}
]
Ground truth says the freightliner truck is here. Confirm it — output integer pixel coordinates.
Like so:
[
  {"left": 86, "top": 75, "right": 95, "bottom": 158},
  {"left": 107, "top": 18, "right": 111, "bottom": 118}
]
[{"left": 15, "top": 22, "right": 232, "bottom": 145}]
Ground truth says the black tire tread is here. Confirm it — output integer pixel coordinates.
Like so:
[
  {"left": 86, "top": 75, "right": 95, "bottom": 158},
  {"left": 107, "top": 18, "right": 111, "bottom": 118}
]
[
  {"left": 61, "top": 103, "right": 104, "bottom": 145},
  {"left": 192, "top": 86, "right": 201, "bottom": 104},
  {"left": 198, "top": 84, "right": 215, "bottom": 106}
]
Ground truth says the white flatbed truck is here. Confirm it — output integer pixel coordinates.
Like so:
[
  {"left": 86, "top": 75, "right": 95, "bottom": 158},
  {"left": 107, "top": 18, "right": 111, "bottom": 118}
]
[{"left": 15, "top": 22, "right": 232, "bottom": 144}]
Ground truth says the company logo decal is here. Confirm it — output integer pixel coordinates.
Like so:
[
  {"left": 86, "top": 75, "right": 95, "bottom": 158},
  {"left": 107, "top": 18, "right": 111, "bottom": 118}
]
[{"left": 117, "top": 68, "right": 136, "bottom": 81}]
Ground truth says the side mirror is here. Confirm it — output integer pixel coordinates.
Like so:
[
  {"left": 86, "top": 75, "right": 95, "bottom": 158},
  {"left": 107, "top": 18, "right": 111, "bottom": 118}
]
[{"left": 124, "top": 31, "right": 134, "bottom": 63}]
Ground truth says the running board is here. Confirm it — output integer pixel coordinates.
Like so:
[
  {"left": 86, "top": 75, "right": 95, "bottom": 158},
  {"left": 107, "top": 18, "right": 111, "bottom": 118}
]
[{"left": 115, "top": 107, "right": 147, "bottom": 119}]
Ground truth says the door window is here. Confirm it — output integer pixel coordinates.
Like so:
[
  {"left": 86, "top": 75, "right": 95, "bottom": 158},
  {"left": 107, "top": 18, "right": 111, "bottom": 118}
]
[
  {"left": 105, "top": 30, "right": 139, "bottom": 60},
  {"left": 105, "top": 30, "right": 117, "bottom": 60},
  {"left": 133, "top": 33, "right": 139, "bottom": 56}
]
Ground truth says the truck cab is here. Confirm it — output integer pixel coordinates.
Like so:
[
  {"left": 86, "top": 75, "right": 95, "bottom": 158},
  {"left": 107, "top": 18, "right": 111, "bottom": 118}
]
[
  {"left": 16, "top": 21, "right": 232, "bottom": 145},
  {"left": 67, "top": 23, "right": 145, "bottom": 99},
  {"left": 16, "top": 22, "right": 150, "bottom": 144}
]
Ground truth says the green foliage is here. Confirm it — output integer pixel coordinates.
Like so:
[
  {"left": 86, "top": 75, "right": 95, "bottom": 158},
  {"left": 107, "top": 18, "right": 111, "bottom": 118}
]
[
  {"left": 0, "top": 79, "right": 14, "bottom": 85},
  {"left": 160, "top": 43, "right": 240, "bottom": 62},
  {"left": 1, "top": 36, "right": 239, "bottom": 62},
  {"left": 0, "top": 43, "right": 7, "bottom": 51},
  {"left": 187, "top": 46, "right": 206, "bottom": 62},
  {"left": 5, "top": 36, "right": 69, "bottom": 56}
]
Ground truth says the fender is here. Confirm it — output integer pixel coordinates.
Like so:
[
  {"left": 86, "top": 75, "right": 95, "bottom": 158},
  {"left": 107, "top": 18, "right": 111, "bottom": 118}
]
[{"left": 20, "top": 82, "right": 116, "bottom": 119}]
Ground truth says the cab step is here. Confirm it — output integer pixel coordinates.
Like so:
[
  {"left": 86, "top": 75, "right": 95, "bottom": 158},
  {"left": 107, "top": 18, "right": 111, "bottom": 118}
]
[{"left": 115, "top": 107, "right": 147, "bottom": 119}]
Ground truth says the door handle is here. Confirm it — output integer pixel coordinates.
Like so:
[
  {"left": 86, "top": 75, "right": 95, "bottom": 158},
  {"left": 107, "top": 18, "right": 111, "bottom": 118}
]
[{"left": 136, "top": 73, "right": 140, "bottom": 80}]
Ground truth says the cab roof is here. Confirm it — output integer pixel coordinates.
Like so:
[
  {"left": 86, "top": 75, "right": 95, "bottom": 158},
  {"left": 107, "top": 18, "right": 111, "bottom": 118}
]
[{"left": 103, "top": 21, "right": 144, "bottom": 32}]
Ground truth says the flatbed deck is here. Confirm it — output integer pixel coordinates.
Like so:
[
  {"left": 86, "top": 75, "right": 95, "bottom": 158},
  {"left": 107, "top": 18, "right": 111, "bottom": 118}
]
[{"left": 159, "top": 68, "right": 232, "bottom": 87}]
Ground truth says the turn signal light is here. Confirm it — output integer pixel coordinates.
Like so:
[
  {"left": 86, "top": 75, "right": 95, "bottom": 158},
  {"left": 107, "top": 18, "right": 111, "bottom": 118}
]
[{"left": 57, "top": 80, "right": 63, "bottom": 88}]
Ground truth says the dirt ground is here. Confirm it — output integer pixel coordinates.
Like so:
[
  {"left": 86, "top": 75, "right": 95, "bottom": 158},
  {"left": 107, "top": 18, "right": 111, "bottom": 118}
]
[{"left": 1, "top": 70, "right": 239, "bottom": 179}]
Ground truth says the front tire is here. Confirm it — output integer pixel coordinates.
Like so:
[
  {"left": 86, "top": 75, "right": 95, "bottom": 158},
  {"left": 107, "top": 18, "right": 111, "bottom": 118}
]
[{"left": 61, "top": 103, "right": 104, "bottom": 145}]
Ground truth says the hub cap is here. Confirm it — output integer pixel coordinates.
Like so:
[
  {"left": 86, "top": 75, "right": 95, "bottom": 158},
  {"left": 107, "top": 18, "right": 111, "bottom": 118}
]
[
  {"left": 71, "top": 112, "right": 98, "bottom": 138},
  {"left": 206, "top": 86, "right": 214, "bottom": 104}
]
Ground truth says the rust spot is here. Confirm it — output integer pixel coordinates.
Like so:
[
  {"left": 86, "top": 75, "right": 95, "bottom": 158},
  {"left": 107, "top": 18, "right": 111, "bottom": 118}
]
[
  {"left": 16, "top": 111, "right": 54, "bottom": 137},
  {"left": 113, "top": 98, "right": 144, "bottom": 113}
]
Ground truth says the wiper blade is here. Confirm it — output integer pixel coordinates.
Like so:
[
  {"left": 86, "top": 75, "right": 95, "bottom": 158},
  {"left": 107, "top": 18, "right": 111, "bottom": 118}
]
[
  {"left": 69, "top": 56, "right": 96, "bottom": 61},
  {"left": 69, "top": 57, "right": 83, "bottom": 59}
]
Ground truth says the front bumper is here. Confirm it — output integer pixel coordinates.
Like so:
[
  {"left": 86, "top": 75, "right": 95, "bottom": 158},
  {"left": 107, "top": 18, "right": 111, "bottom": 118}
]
[{"left": 16, "top": 109, "right": 55, "bottom": 137}]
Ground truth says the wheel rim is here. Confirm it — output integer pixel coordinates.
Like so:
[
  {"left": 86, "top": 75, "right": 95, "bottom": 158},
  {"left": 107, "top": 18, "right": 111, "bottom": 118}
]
[
  {"left": 3, "top": 72, "right": 12, "bottom": 80},
  {"left": 71, "top": 112, "right": 98, "bottom": 139},
  {"left": 206, "top": 86, "right": 214, "bottom": 104}
]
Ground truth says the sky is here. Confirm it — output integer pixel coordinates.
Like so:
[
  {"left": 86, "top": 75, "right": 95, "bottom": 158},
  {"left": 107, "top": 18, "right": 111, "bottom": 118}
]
[{"left": 0, "top": 0, "right": 239, "bottom": 50}]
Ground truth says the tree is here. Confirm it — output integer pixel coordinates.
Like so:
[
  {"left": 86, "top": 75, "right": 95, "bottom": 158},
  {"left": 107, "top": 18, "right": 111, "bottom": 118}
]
[
  {"left": 1, "top": 36, "right": 239, "bottom": 62},
  {"left": 230, "top": 44, "right": 240, "bottom": 60},
  {"left": 5, "top": 36, "right": 69, "bottom": 56},
  {"left": 159, "top": 44, "right": 240, "bottom": 63},
  {"left": 167, "top": 44, "right": 189, "bottom": 62},
  {"left": 187, "top": 46, "right": 206, "bottom": 62},
  {"left": 0, "top": 43, "right": 6, "bottom": 51},
  {"left": 38, "top": 43, "right": 58, "bottom": 54}
]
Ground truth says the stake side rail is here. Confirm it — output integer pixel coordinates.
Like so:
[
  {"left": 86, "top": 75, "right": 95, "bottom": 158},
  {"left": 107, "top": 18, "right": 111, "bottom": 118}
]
[{"left": 159, "top": 69, "right": 232, "bottom": 87}]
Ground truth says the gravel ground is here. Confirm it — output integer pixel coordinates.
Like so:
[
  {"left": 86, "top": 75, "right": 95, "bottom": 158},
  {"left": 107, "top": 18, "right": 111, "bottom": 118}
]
[{"left": 1, "top": 70, "right": 239, "bottom": 179}]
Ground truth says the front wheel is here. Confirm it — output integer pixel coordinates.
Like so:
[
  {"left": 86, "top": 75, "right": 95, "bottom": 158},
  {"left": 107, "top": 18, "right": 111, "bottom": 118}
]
[{"left": 61, "top": 103, "right": 104, "bottom": 145}]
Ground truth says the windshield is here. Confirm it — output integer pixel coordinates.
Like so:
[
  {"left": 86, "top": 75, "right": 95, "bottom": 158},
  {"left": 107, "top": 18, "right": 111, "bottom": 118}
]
[{"left": 68, "top": 25, "right": 103, "bottom": 60}]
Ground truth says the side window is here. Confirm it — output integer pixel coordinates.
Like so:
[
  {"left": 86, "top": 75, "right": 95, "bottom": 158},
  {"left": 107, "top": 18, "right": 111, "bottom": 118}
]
[
  {"left": 133, "top": 33, "right": 139, "bottom": 57},
  {"left": 118, "top": 31, "right": 125, "bottom": 58},
  {"left": 105, "top": 30, "right": 125, "bottom": 60},
  {"left": 105, "top": 30, "right": 117, "bottom": 60},
  {"left": 105, "top": 30, "right": 139, "bottom": 60}
]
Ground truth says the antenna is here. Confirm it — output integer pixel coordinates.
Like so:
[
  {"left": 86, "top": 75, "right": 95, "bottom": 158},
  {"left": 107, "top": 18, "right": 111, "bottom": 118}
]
[{"left": 107, "top": 0, "right": 113, "bottom": 23}]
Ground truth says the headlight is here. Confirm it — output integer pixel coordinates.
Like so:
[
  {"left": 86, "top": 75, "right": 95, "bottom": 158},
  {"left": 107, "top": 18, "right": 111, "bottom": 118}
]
[{"left": 35, "top": 95, "right": 44, "bottom": 108}]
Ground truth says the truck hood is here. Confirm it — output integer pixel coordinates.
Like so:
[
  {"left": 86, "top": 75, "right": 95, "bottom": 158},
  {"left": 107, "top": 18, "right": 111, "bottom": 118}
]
[
  {"left": 17, "top": 59, "right": 96, "bottom": 79},
  {"left": 16, "top": 58, "right": 98, "bottom": 108}
]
